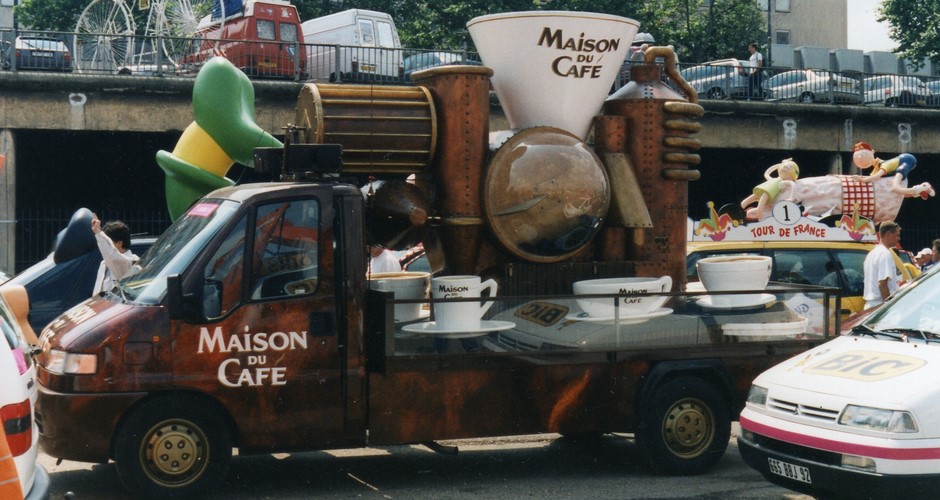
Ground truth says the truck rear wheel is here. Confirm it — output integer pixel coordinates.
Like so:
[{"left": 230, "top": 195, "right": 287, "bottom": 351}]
[
  {"left": 114, "top": 396, "right": 232, "bottom": 498},
  {"left": 636, "top": 376, "right": 730, "bottom": 475}
]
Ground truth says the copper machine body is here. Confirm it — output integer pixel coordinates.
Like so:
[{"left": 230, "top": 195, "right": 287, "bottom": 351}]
[{"left": 292, "top": 47, "right": 702, "bottom": 289}]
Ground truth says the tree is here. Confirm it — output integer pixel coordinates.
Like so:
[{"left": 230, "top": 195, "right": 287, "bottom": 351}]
[
  {"left": 16, "top": 0, "right": 766, "bottom": 64},
  {"left": 879, "top": 0, "right": 940, "bottom": 70},
  {"left": 16, "top": 0, "right": 87, "bottom": 32}
]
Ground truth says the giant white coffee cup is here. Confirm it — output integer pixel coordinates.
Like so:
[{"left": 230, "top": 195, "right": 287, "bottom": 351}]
[
  {"left": 573, "top": 276, "right": 672, "bottom": 318},
  {"left": 467, "top": 11, "right": 639, "bottom": 140},
  {"left": 368, "top": 271, "right": 431, "bottom": 322},
  {"left": 431, "top": 275, "right": 498, "bottom": 330},
  {"left": 696, "top": 256, "right": 772, "bottom": 307}
]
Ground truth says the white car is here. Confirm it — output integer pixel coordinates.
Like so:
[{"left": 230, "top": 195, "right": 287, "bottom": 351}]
[
  {"left": 862, "top": 75, "right": 929, "bottom": 107},
  {"left": 0, "top": 285, "right": 49, "bottom": 499},
  {"left": 764, "top": 69, "right": 861, "bottom": 104},
  {"left": 739, "top": 265, "right": 940, "bottom": 498}
]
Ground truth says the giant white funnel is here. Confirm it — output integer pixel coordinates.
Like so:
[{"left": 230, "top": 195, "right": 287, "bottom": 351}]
[{"left": 468, "top": 11, "right": 639, "bottom": 140}]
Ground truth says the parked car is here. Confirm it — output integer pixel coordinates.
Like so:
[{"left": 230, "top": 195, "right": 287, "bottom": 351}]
[
  {"left": 6, "top": 209, "right": 155, "bottom": 332},
  {"left": 863, "top": 75, "right": 929, "bottom": 107},
  {"left": 7, "top": 36, "right": 73, "bottom": 72},
  {"left": 681, "top": 59, "right": 753, "bottom": 100},
  {"left": 925, "top": 79, "right": 940, "bottom": 107},
  {"left": 403, "top": 51, "right": 480, "bottom": 79},
  {"left": 738, "top": 265, "right": 940, "bottom": 499},
  {"left": 763, "top": 69, "right": 861, "bottom": 104},
  {"left": 0, "top": 285, "right": 50, "bottom": 499},
  {"left": 7, "top": 238, "right": 154, "bottom": 333}
]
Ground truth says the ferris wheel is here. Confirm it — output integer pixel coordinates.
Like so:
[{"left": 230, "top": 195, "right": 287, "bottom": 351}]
[{"left": 74, "top": 0, "right": 228, "bottom": 72}]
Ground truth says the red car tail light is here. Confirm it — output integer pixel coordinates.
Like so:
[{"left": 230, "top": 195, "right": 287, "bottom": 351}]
[{"left": 1, "top": 399, "right": 32, "bottom": 457}]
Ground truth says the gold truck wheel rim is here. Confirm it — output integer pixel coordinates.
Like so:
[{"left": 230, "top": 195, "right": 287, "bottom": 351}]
[
  {"left": 662, "top": 398, "right": 714, "bottom": 458},
  {"left": 142, "top": 419, "right": 209, "bottom": 486}
]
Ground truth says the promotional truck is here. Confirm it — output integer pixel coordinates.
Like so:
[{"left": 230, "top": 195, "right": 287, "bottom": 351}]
[
  {"left": 739, "top": 265, "right": 940, "bottom": 498},
  {"left": 35, "top": 12, "right": 835, "bottom": 497}
]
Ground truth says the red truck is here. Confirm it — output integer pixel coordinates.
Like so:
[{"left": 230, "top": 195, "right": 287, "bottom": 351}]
[
  {"left": 34, "top": 21, "right": 833, "bottom": 498},
  {"left": 187, "top": 0, "right": 306, "bottom": 79}
]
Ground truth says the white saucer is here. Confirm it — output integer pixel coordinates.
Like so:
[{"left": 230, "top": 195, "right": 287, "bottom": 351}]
[
  {"left": 401, "top": 320, "right": 516, "bottom": 338},
  {"left": 564, "top": 307, "right": 673, "bottom": 324},
  {"left": 696, "top": 294, "right": 775, "bottom": 311}
]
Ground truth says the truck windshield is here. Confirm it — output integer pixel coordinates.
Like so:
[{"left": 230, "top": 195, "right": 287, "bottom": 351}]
[
  {"left": 862, "top": 266, "right": 940, "bottom": 342},
  {"left": 117, "top": 200, "right": 240, "bottom": 305}
]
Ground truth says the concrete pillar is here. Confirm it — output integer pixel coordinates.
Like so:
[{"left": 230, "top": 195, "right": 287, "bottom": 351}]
[
  {"left": 0, "top": 129, "right": 14, "bottom": 273},
  {"left": 828, "top": 153, "right": 844, "bottom": 175}
]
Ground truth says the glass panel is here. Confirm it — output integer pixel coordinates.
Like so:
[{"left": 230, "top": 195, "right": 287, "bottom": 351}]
[
  {"left": 257, "top": 19, "right": 276, "bottom": 40},
  {"left": 376, "top": 21, "right": 395, "bottom": 48},
  {"left": 832, "top": 250, "right": 867, "bottom": 295},
  {"left": 358, "top": 19, "right": 376, "bottom": 46},
  {"left": 280, "top": 23, "right": 298, "bottom": 43},
  {"left": 772, "top": 249, "right": 830, "bottom": 286},
  {"left": 203, "top": 215, "right": 248, "bottom": 318},
  {"left": 250, "top": 200, "right": 320, "bottom": 300}
]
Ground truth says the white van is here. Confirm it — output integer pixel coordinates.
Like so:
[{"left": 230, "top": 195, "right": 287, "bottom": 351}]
[
  {"left": 302, "top": 9, "right": 402, "bottom": 82},
  {"left": 739, "top": 265, "right": 940, "bottom": 498}
]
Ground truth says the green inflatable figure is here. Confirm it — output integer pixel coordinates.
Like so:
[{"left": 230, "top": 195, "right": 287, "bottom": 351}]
[{"left": 156, "top": 57, "right": 283, "bottom": 220}]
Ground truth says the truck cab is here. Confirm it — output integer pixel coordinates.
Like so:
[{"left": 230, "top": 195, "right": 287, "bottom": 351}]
[{"left": 37, "top": 181, "right": 365, "bottom": 495}]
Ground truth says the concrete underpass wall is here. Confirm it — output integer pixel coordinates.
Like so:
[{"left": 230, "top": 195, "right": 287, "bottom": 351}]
[{"left": 4, "top": 73, "right": 940, "bottom": 269}]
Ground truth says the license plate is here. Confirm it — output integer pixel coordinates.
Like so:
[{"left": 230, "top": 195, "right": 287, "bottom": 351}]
[
  {"left": 32, "top": 51, "right": 53, "bottom": 57},
  {"left": 258, "top": 61, "right": 276, "bottom": 68},
  {"left": 767, "top": 457, "right": 812, "bottom": 484},
  {"left": 361, "top": 64, "right": 376, "bottom": 72},
  {"left": 839, "top": 82, "right": 852, "bottom": 88}
]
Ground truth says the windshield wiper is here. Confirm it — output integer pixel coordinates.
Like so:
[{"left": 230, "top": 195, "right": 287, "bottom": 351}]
[
  {"left": 880, "top": 328, "right": 940, "bottom": 343},
  {"left": 851, "top": 324, "right": 904, "bottom": 341}
]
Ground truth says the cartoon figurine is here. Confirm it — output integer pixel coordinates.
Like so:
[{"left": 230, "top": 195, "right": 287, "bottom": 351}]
[
  {"left": 853, "top": 141, "right": 933, "bottom": 198},
  {"left": 741, "top": 158, "right": 800, "bottom": 220}
]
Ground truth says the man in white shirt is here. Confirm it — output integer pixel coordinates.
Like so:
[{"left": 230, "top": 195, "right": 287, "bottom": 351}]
[
  {"left": 745, "top": 42, "right": 764, "bottom": 98},
  {"left": 863, "top": 221, "right": 902, "bottom": 309},
  {"left": 91, "top": 216, "right": 139, "bottom": 296}
]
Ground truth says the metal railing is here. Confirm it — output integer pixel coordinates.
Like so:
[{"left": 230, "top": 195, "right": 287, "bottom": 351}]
[{"left": 0, "top": 28, "right": 481, "bottom": 84}]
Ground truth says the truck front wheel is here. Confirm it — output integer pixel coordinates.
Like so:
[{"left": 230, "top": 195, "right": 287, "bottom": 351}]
[
  {"left": 114, "top": 396, "right": 232, "bottom": 498},
  {"left": 636, "top": 376, "right": 730, "bottom": 475}
]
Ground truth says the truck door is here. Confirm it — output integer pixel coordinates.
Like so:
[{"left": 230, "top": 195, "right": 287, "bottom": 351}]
[{"left": 171, "top": 193, "right": 346, "bottom": 450}]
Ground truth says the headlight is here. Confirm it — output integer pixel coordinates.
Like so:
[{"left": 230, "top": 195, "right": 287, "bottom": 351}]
[
  {"left": 747, "top": 384, "right": 768, "bottom": 406},
  {"left": 839, "top": 405, "right": 917, "bottom": 433},
  {"left": 44, "top": 349, "right": 98, "bottom": 375}
]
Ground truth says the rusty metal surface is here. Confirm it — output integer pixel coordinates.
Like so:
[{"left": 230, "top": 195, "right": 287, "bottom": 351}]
[
  {"left": 412, "top": 66, "right": 494, "bottom": 275},
  {"left": 602, "top": 52, "right": 703, "bottom": 288},
  {"left": 294, "top": 83, "right": 436, "bottom": 173}
]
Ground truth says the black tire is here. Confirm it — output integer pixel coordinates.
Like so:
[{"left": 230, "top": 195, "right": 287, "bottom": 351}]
[
  {"left": 706, "top": 87, "right": 726, "bottom": 100},
  {"left": 635, "top": 376, "right": 731, "bottom": 475},
  {"left": 886, "top": 98, "right": 899, "bottom": 108},
  {"left": 799, "top": 92, "right": 815, "bottom": 104},
  {"left": 114, "top": 396, "right": 232, "bottom": 499}
]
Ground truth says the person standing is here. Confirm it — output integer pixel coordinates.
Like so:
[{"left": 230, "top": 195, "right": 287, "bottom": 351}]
[
  {"left": 743, "top": 42, "right": 764, "bottom": 98},
  {"left": 863, "top": 221, "right": 902, "bottom": 309},
  {"left": 91, "top": 216, "right": 139, "bottom": 296}
]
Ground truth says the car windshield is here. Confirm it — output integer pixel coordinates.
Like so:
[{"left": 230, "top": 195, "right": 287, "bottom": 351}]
[
  {"left": 858, "top": 266, "right": 940, "bottom": 343},
  {"left": 20, "top": 38, "right": 63, "bottom": 51},
  {"left": 117, "top": 199, "right": 239, "bottom": 305}
]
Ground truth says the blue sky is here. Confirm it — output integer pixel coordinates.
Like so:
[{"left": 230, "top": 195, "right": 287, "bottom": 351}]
[{"left": 846, "top": 0, "right": 895, "bottom": 52}]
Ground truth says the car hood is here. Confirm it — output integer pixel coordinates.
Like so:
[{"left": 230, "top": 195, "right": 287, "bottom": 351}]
[
  {"left": 41, "top": 297, "right": 136, "bottom": 351},
  {"left": 755, "top": 335, "right": 940, "bottom": 407}
]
